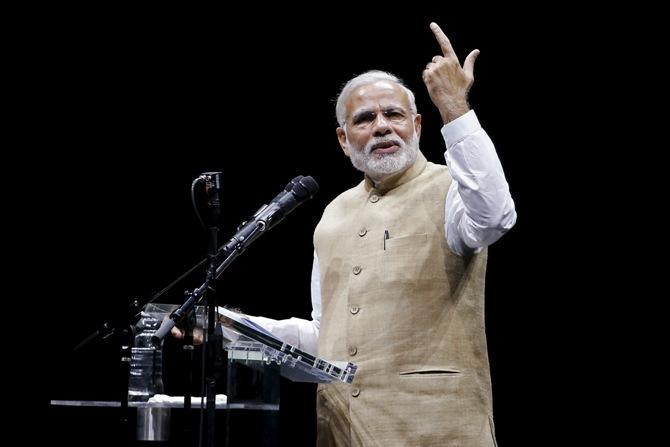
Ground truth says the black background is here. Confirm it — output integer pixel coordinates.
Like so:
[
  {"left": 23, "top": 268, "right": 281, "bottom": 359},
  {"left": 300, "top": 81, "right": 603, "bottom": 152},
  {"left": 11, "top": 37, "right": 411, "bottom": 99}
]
[{"left": 38, "top": 6, "right": 599, "bottom": 446}]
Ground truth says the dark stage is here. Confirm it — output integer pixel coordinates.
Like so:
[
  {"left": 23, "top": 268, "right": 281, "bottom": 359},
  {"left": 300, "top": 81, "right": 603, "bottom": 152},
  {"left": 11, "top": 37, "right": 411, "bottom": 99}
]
[{"left": 43, "top": 8, "right": 580, "bottom": 446}]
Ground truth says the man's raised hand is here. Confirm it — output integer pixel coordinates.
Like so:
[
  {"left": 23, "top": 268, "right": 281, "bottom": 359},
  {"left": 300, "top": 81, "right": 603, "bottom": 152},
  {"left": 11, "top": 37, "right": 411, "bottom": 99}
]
[{"left": 422, "top": 22, "right": 480, "bottom": 123}]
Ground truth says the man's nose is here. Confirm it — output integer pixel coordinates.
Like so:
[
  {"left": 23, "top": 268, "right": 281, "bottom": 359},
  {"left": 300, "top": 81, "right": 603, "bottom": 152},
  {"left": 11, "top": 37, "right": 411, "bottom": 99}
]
[{"left": 372, "top": 114, "right": 392, "bottom": 136}]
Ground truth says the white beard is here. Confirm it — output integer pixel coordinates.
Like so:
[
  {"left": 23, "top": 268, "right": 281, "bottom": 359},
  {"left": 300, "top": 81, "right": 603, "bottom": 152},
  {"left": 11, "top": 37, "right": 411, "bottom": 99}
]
[{"left": 348, "top": 131, "right": 420, "bottom": 179}]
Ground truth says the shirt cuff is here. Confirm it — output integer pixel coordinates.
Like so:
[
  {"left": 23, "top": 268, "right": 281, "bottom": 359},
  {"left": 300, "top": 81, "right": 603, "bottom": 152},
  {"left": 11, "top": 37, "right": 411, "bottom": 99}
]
[{"left": 440, "top": 110, "right": 481, "bottom": 148}]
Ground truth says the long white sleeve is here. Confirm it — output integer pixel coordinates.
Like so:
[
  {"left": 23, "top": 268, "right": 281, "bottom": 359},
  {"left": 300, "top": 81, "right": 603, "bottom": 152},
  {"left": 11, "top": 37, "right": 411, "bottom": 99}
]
[
  {"left": 443, "top": 110, "right": 517, "bottom": 256},
  {"left": 244, "top": 253, "right": 321, "bottom": 355}
]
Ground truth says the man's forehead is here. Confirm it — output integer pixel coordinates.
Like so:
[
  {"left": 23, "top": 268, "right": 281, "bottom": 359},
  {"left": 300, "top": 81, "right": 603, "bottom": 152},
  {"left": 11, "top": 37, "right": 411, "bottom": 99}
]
[{"left": 348, "top": 81, "right": 409, "bottom": 110}]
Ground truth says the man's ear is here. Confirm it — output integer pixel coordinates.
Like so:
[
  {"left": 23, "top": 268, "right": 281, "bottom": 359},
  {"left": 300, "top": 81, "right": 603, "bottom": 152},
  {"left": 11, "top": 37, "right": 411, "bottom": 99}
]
[
  {"left": 414, "top": 114, "right": 422, "bottom": 139},
  {"left": 336, "top": 127, "right": 350, "bottom": 156}
]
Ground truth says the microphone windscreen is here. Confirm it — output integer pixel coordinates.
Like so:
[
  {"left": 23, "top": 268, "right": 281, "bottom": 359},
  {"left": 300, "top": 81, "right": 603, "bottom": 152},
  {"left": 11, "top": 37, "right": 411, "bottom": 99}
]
[{"left": 293, "top": 176, "right": 319, "bottom": 199}]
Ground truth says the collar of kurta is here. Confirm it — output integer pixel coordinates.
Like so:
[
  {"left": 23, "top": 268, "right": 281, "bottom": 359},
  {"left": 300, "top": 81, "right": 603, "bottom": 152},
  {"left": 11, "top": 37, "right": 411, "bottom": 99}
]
[{"left": 363, "top": 151, "right": 428, "bottom": 195}]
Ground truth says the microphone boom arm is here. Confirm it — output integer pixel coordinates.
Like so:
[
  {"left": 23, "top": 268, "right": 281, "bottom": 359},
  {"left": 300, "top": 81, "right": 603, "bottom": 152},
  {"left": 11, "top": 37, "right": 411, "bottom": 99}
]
[{"left": 151, "top": 198, "right": 282, "bottom": 344}]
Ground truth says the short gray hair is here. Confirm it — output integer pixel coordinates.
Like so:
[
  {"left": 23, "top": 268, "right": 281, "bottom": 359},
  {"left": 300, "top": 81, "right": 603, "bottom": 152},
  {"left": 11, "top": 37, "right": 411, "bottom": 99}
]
[{"left": 335, "top": 70, "right": 417, "bottom": 127}]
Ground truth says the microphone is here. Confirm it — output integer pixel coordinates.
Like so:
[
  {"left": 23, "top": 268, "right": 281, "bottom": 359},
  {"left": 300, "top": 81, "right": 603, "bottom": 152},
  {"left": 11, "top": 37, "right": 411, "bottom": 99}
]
[
  {"left": 221, "top": 175, "right": 318, "bottom": 254},
  {"left": 267, "top": 175, "right": 303, "bottom": 205},
  {"left": 260, "top": 175, "right": 318, "bottom": 230}
]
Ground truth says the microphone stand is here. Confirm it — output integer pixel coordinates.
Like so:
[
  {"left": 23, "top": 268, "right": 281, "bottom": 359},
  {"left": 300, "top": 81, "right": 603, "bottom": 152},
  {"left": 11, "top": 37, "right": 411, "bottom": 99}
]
[
  {"left": 151, "top": 222, "right": 265, "bottom": 447},
  {"left": 203, "top": 222, "right": 219, "bottom": 447},
  {"left": 67, "top": 173, "right": 317, "bottom": 447},
  {"left": 153, "top": 175, "right": 319, "bottom": 445}
]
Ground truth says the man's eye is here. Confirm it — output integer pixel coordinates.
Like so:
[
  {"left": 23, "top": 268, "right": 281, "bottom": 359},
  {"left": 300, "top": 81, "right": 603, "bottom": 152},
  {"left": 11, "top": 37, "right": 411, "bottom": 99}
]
[
  {"left": 385, "top": 111, "right": 404, "bottom": 120},
  {"left": 353, "top": 113, "right": 375, "bottom": 125}
]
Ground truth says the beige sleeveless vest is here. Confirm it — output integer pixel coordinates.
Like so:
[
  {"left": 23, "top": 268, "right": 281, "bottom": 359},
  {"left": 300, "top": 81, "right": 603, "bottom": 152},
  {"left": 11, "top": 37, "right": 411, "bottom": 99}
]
[{"left": 313, "top": 152, "right": 497, "bottom": 446}]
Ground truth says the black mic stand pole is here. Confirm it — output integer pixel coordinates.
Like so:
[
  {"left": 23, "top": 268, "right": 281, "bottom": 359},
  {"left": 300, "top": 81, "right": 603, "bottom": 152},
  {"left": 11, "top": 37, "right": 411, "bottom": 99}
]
[
  {"left": 201, "top": 171, "right": 223, "bottom": 447},
  {"left": 202, "top": 220, "right": 220, "bottom": 447},
  {"left": 201, "top": 220, "right": 268, "bottom": 447}
]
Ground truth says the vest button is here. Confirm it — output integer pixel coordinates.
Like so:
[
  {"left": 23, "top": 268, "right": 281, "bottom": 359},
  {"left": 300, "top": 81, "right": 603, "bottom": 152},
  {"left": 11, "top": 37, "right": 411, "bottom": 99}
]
[
  {"left": 352, "top": 265, "right": 362, "bottom": 275},
  {"left": 369, "top": 194, "right": 379, "bottom": 203},
  {"left": 350, "top": 306, "right": 360, "bottom": 315},
  {"left": 348, "top": 346, "right": 357, "bottom": 356},
  {"left": 351, "top": 388, "right": 360, "bottom": 397},
  {"left": 358, "top": 228, "right": 367, "bottom": 237}
]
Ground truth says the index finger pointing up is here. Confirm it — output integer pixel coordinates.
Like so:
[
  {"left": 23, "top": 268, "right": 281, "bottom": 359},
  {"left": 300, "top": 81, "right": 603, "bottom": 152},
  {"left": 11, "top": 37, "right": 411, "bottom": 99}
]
[{"left": 430, "top": 22, "right": 455, "bottom": 57}]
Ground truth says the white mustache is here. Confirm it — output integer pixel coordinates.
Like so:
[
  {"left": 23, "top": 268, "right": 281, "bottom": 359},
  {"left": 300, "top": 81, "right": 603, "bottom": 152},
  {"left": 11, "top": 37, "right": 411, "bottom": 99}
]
[{"left": 365, "top": 138, "right": 403, "bottom": 155}]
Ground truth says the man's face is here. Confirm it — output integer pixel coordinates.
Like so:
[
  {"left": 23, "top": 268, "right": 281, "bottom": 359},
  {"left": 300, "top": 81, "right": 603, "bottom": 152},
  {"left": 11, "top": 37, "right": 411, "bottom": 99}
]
[{"left": 337, "top": 80, "right": 422, "bottom": 180}]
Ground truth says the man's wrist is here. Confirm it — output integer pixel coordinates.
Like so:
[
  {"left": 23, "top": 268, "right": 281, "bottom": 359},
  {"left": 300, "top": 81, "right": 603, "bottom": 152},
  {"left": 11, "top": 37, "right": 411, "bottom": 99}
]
[{"left": 440, "top": 100, "right": 470, "bottom": 124}]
